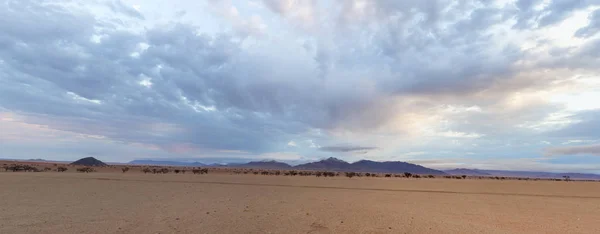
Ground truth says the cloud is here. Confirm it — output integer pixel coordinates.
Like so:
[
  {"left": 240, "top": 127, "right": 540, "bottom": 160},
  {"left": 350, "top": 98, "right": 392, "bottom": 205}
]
[
  {"left": 319, "top": 146, "right": 379, "bottom": 153},
  {"left": 536, "top": 0, "right": 588, "bottom": 27},
  {"left": 108, "top": 0, "right": 145, "bottom": 20},
  {"left": 547, "top": 110, "right": 600, "bottom": 138},
  {"left": 261, "top": 0, "right": 318, "bottom": 29},
  {"left": 575, "top": 8, "right": 600, "bottom": 38},
  {"left": 545, "top": 144, "right": 600, "bottom": 156},
  {"left": 1, "top": 0, "right": 600, "bottom": 169},
  {"left": 208, "top": 1, "right": 267, "bottom": 37}
]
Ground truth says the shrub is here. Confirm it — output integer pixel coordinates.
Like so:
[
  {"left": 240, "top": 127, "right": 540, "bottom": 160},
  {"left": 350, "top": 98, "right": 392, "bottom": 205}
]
[
  {"left": 76, "top": 167, "right": 95, "bottom": 173},
  {"left": 142, "top": 168, "right": 151, "bottom": 174},
  {"left": 192, "top": 168, "right": 208, "bottom": 174},
  {"left": 385, "top": 174, "right": 391, "bottom": 177},
  {"left": 461, "top": 175, "right": 467, "bottom": 179},
  {"left": 345, "top": 172, "right": 356, "bottom": 178},
  {"left": 6, "top": 165, "right": 41, "bottom": 172},
  {"left": 57, "top": 166, "right": 68, "bottom": 172},
  {"left": 403, "top": 172, "right": 412, "bottom": 178},
  {"left": 122, "top": 167, "right": 130, "bottom": 173}
]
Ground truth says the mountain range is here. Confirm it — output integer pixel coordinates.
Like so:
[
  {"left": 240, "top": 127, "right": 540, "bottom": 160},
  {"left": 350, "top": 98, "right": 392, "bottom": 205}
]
[
  {"left": 128, "top": 160, "right": 207, "bottom": 167},
  {"left": 234, "top": 160, "right": 293, "bottom": 169},
  {"left": 125, "top": 158, "right": 600, "bottom": 179},
  {"left": 294, "top": 157, "right": 447, "bottom": 175},
  {"left": 128, "top": 157, "right": 447, "bottom": 175}
]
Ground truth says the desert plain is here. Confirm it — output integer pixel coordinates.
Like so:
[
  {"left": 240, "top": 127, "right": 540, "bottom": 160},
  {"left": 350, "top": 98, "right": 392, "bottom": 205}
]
[{"left": 1, "top": 162, "right": 600, "bottom": 234}]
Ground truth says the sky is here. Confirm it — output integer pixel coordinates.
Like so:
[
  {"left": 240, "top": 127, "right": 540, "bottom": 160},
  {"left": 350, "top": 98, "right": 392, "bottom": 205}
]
[{"left": 1, "top": 0, "right": 600, "bottom": 172}]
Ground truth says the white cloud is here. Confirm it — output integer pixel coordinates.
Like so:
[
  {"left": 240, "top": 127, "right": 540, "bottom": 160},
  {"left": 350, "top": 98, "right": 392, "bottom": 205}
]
[
  {"left": 306, "top": 140, "right": 319, "bottom": 148},
  {"left": 435, "top": 131, "right": 484, "bottom": 139}
]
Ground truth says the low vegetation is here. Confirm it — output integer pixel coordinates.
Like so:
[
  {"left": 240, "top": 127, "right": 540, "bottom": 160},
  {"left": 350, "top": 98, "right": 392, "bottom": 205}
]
[
  {"left": 1, "top": 162, "right": 592, "bottom": 182},
  {"left": 192, "top": 168, "right": 209, "bottom": 174},
  {"left": 76, "top": 167, "right": 95, "bottom": 173},
  {"left": 3, "top": 164, "right": 42, "bottom": 172}
]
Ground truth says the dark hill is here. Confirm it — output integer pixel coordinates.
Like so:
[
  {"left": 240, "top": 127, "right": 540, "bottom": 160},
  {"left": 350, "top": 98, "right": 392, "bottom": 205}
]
[
  {"left": 70, "top": 157, "right": 107, "bottom": 167},
  {"left": 294, "top": 158, "right": 446, "bottom": 175},
  {"left": 295, "top": 157, "right": 350, "bottom": 170},
  {"left": 351, "top": 160, "right": 446, "bottom": 175}
]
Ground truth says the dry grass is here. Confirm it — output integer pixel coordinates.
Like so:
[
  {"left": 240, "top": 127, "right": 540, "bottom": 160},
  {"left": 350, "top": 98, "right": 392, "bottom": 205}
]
[{"left": 1, "top": 166, "right": 600, "bottom": 234}]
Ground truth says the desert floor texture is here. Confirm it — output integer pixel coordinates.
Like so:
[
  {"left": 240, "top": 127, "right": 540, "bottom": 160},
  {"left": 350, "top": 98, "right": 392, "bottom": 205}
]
[{"left": 1, "top": 170, "right": 600, "bottom": 234}]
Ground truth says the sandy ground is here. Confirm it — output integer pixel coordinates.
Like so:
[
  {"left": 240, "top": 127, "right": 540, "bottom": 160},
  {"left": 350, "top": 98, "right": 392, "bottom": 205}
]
[{"left": 1, "top": 171, "right": 600, "bottom": 234}]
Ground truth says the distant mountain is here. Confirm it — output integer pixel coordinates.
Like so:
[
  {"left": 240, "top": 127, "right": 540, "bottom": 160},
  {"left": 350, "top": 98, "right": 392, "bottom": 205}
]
[
  {"left": 236, "top": 160, "right": 292, "bottom": 169},
  {"left": 27, "top": 158, "right": 48, "bottom": 161},
  {"left": 295, "top": 157, "right": 350, "bottom": 170},
  {"left": 350, "top": 160, "right": 447, "bottom": 175},
  {"left": 209, "top": 163, "right": 234, "bottom": 167},
  {"left": 71, "top": 157, "right": 107, "bottom": 167},
  {"left": 294, "top": 158, "right": 446, "bottom": 175},
  {"left": 128, "top": 160, "right": 206, "bottom": 167},
  {"left": 445, "top": 168, "right": 491, "bottom": 176}
]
